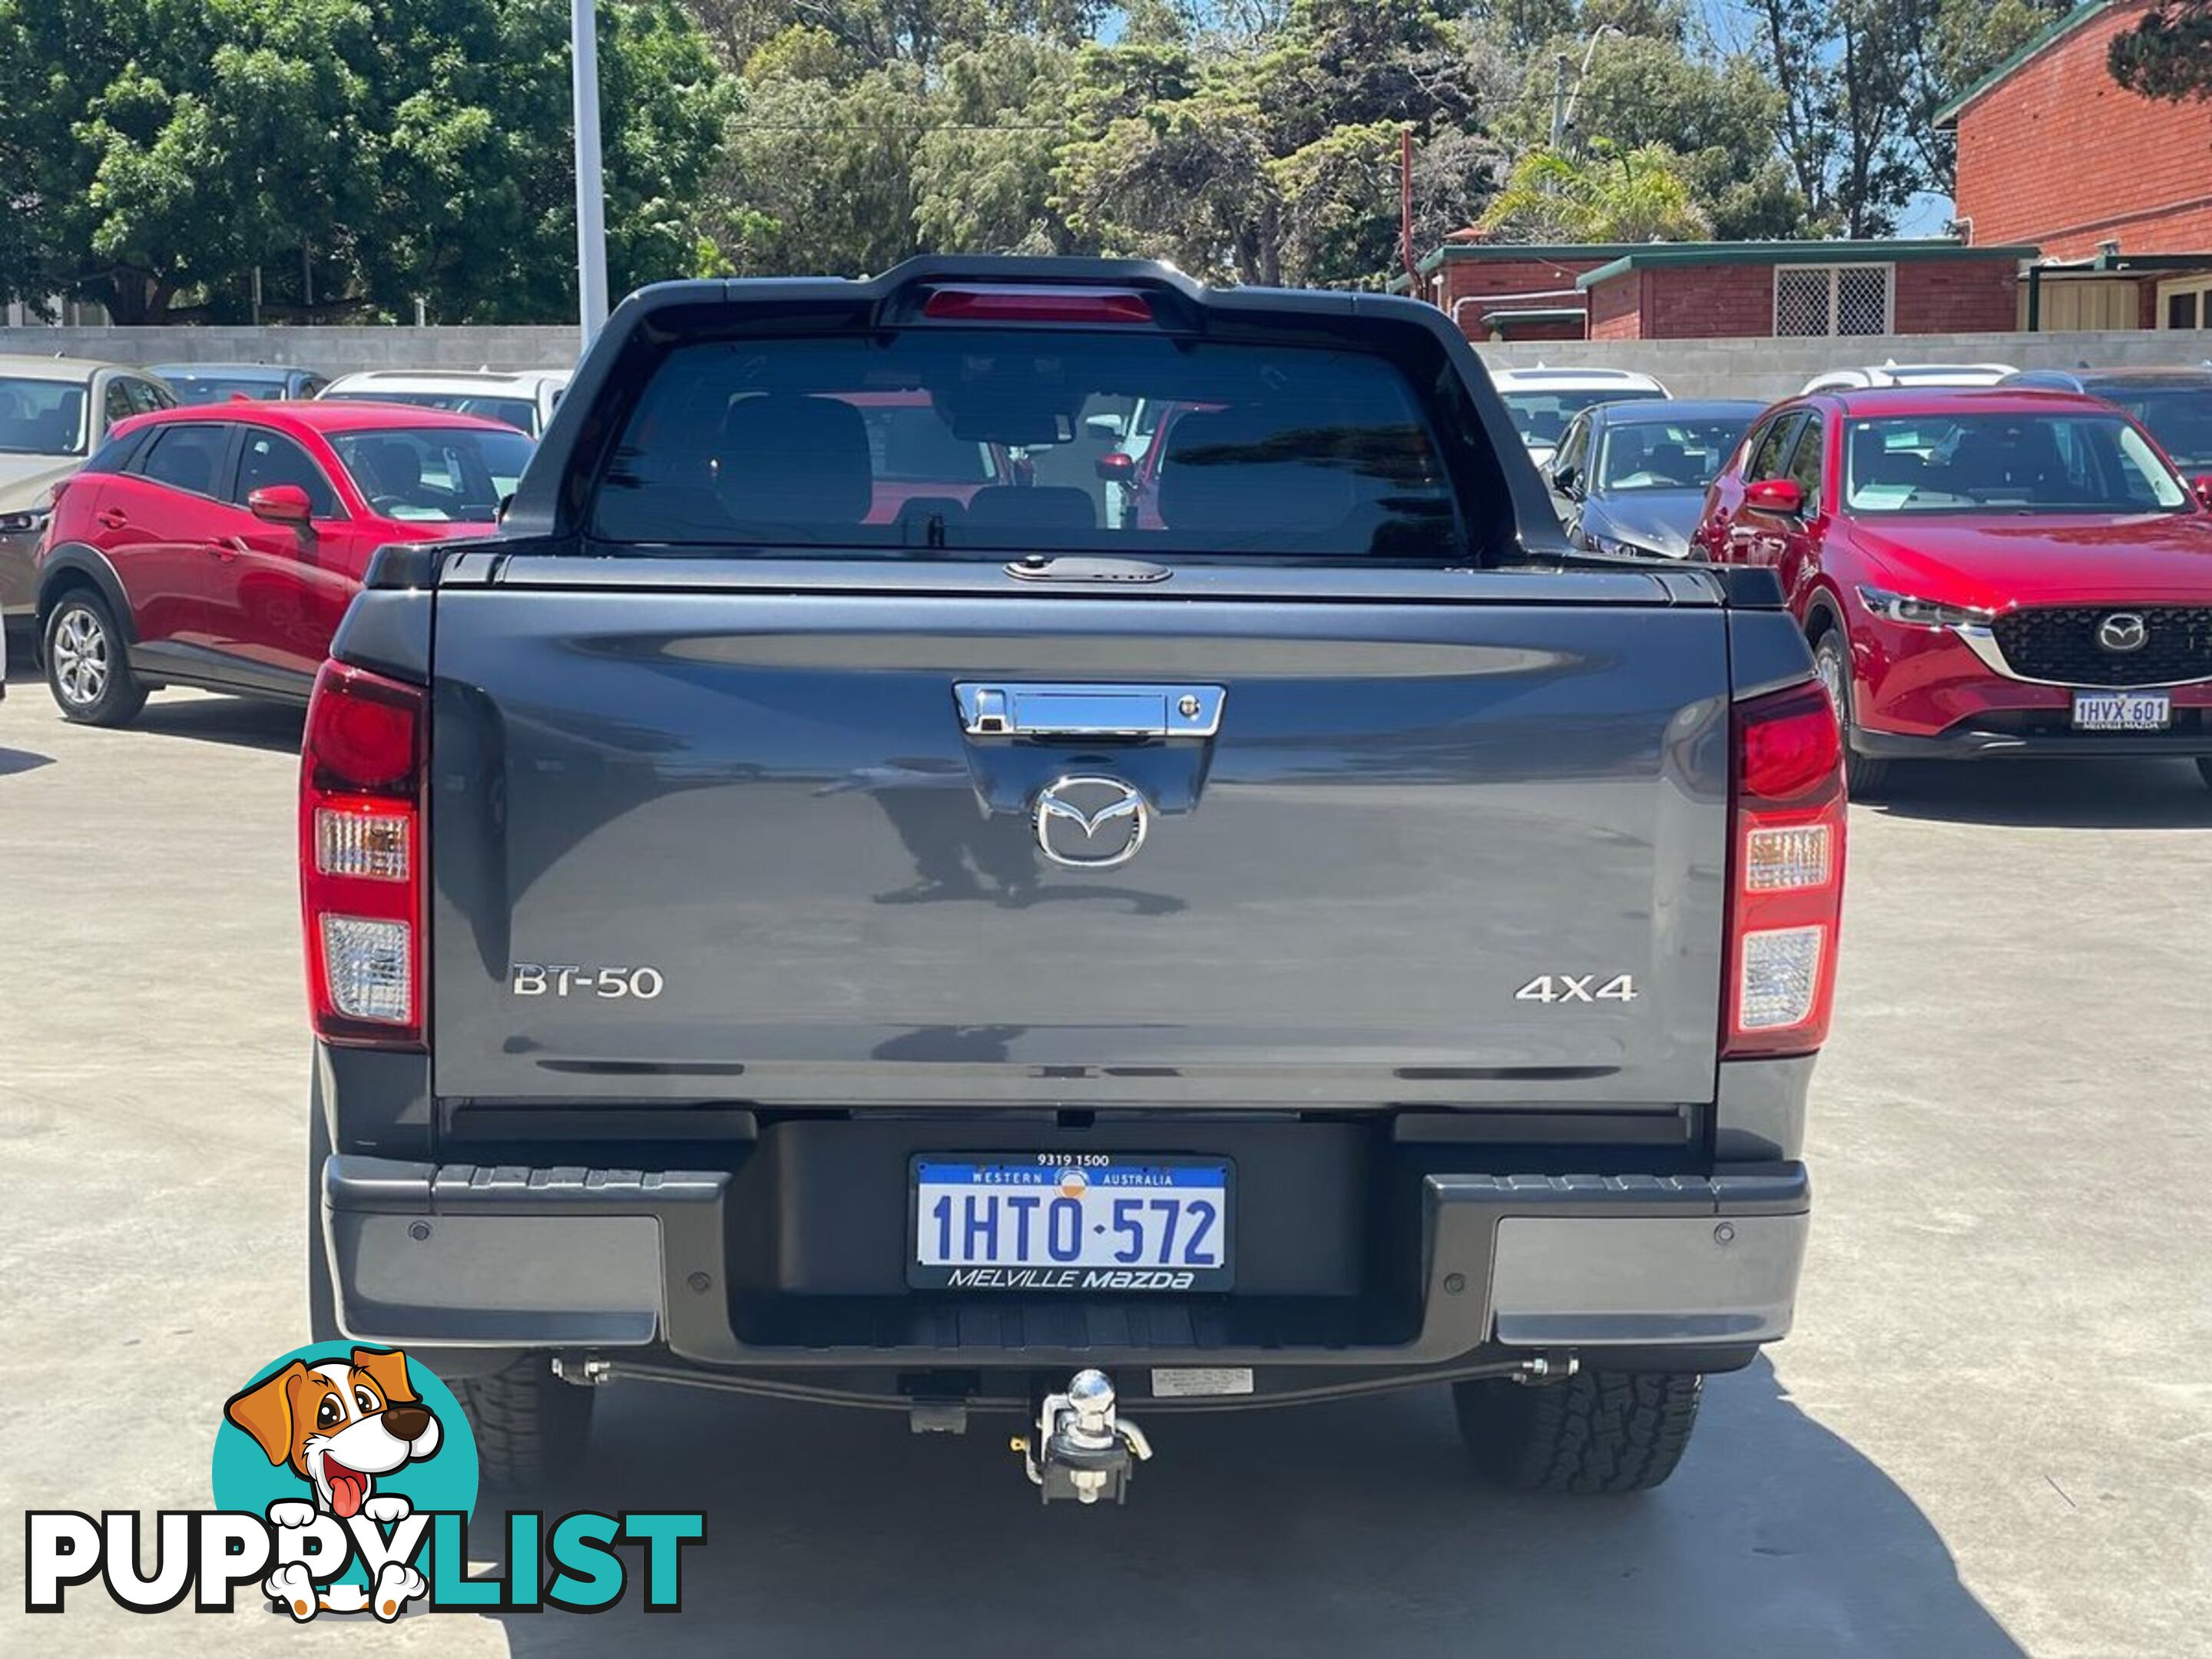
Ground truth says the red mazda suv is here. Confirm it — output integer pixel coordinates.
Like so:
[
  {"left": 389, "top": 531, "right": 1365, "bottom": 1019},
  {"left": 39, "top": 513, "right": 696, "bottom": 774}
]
[
  {"left": 1695, "top": 387, "right": 2212, "bottom": 794},
  {"left": 32, "top": 401, "right": 531, "bottom": 726}
]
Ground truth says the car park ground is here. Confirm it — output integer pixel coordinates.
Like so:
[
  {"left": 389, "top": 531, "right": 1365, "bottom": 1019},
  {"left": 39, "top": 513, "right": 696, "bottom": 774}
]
[{"left": 1, "top": 674, "right": 2207, "bottom": 1658}]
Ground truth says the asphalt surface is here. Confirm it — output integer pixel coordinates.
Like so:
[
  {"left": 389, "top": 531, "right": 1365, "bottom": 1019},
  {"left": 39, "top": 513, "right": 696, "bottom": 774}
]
[{"left": 2, "top": 671, "right": 2208, "bottom": 1657}]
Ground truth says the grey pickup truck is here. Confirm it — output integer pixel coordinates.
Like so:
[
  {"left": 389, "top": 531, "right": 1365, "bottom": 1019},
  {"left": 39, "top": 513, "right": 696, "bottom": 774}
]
[{"left": 303, "top": 259, "right": 1845, "bottom": 1505}]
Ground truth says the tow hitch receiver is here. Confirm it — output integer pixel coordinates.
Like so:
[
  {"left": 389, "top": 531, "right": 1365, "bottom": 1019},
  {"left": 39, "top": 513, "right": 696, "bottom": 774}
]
[{"left": 1015, "top": 1370, "right": 1153, "bottom": 1505}]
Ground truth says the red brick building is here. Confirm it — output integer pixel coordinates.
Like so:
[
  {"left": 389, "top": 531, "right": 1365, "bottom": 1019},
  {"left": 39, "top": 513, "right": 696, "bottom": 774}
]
[
  {"left": 1939, "top": 0, "right": 2212, "bottom": 329},
  {"left": 1418, "top": 238, "right": 2032, "bottom": 342}
]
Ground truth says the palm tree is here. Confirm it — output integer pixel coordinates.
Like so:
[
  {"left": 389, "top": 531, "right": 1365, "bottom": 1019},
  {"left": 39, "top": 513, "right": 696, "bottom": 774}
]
[{"left": 1479, "top": 142, "right": 1712, "bottom": 243}]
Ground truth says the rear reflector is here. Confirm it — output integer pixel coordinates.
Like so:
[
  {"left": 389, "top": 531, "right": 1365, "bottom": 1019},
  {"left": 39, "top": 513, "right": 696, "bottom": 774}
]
[
  {"left": 922, "top": 285, "right": 1155, "bottom": 324},
  {"left": 1724, "top": 680, "right": 1846, "bottom": 1058},
  {"left": 301, "top": 661, "right": 427, "bottom": 1048}
]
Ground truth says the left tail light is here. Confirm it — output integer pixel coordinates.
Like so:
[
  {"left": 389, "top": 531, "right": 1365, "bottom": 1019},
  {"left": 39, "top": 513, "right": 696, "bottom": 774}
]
[
  {"left": 1724, "top": 679, "right": 1847, "bottom": 1058},
  {"left": 300, "top": 661, "right": 427, "bottom": 1047}
]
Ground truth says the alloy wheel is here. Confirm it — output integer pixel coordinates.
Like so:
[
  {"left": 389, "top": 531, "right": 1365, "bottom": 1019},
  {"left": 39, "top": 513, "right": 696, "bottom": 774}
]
[{"left": 51, "top": 605, "right": 110, "bottom": 707}]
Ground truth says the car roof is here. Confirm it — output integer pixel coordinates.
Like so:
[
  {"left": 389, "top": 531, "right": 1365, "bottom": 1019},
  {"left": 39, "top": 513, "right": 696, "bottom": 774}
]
[
  {"left": 1591, "top": 398, "right": 1764, "bottom": 423},
  {"left": 2028, "top": 366, "right": 2212, "bottom": 389},
  {"left": 1490, "top": 366, "right": 1666, "bottom": 388},
  {"left": 147, "top": 362, "right": 306, "bottom": 379},
  {"left": 322, "top": 368, "right": 569, "bottom": 392},
  {"left": 111, "top": 399, "right": 526, "bottom": 437},
  {"left": 1808, "top": 386, "right": 2118, "bottom": 418},
  {"left": 0, "top": 353, "right": 150, "bottom": 379}
]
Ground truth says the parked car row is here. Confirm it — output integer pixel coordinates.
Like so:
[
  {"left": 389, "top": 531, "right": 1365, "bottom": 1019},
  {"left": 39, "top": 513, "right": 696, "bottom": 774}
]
[
  {"left": 1, "top": 359, "right": 570, "bottom": 633},
  {"left": 1531, "top": 363, "right": 2212, "bottom": 795}
]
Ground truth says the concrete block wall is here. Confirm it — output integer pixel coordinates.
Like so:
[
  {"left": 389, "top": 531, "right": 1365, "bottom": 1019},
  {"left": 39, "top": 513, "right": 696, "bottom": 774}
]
[
  {"left": 1473, "top": 327, "right": 2212, "bottom": 400},
  {"left": 0, "top": 324, "right": 581, "bottom": 376}
]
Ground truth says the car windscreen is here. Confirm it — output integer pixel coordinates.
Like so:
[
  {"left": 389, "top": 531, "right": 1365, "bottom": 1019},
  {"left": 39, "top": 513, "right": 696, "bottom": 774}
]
[
  {"left": 0, "top": 376, "right": 88, "bottom": 455},
  {"left": 324, "top": 390, "right": 538, "bottom": 435},
  {"left": 590, "top": 333, "right": 1462, "bottom": 559},
  {"left": 1501, "top": 388, "right": 1663, "bottom": 448},
  {"left": 2098, "top": 389, "right": 2212, "bottom": 471},
  {"left": 1843, "top": 412, "right": 2190, "bottom": 515},
  {"left": 164, "top": 376, "right": 290, "bottom": 406},
  {"left": 1596, "top": 416, "right": 1753, "bottom": 492},
  {"left": 329, "top": 427, "right": 535, "bottom": 520}
]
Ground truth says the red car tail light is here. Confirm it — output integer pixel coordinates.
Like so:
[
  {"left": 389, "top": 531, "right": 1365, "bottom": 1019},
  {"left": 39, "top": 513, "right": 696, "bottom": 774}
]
[
  {"left": 300, "top": 661, "right": 427, "bottom": 1047},
  {"left": 1724, "top": 680, "right": 1846, "bottom": 1058},
  {"left": 921, "top": 285, "right": 1155, "bottom": 324}
]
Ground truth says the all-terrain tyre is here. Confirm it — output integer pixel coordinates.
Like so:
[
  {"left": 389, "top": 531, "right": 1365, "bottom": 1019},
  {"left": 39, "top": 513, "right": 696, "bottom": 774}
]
[
  {"left": 1454, "top": 1369, "right": 1704, "bottom": 1494},
  {"left": 456, "top": 1358, "right": 595, "bottom": 1491}
]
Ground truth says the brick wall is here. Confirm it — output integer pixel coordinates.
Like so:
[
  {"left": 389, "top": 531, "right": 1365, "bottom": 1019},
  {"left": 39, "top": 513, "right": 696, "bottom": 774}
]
[
  {"left": 1588, "top": 273, "right": 1643, "bottom": 339},
  {"left": 1892, "top": 261, "right": 2020, "bottom": 332},
  {"left": 1439, "top": 257, "right": 1601, "bottom": 339},
  {"left": 1953, "top": 2, "right": 2212, "bottom": 258},
  {"left": 1642, "top": 267, "right": 1775, "bottom": 337}
]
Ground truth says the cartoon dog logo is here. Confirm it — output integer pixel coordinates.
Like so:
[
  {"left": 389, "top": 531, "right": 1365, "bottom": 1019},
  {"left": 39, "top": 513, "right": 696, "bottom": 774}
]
[{"left": 224, "top": 1346, "right": 440, "bottom": 1619}]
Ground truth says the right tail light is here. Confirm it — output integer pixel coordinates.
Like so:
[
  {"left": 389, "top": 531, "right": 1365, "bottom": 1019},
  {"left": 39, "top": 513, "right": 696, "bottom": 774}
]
[
  {"left": 1724, "top": 679, "right": 1846, "bottom": 1058},
  {"left": 300, "top": 661, "right": 428, "bottom": 1048}
]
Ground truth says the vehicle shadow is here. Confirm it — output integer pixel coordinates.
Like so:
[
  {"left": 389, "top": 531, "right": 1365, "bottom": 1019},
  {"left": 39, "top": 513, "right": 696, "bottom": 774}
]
[
  {"left": 131, "top": 694, "right": 305, "bottom": 756},
  {"left": 1863, "top": 758, "right": 2212, "bottom": 829},
  {"left": 0, "top": 744, "right": 55, "bottom": 777},
  {"left": 479, "top": 1356, "right": 2024, "bottom": 1659}
]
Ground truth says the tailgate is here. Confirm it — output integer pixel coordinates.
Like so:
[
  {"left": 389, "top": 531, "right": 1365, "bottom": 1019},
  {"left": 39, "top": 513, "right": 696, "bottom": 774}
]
[{"left": 428, "top": 570, "right": 1730, "bottom": 1111}]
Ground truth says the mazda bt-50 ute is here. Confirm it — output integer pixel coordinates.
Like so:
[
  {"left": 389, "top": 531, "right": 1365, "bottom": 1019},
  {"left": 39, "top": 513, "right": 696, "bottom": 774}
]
[{"left": 303, "top": 259, "right": 1844, "bottom": 1505}]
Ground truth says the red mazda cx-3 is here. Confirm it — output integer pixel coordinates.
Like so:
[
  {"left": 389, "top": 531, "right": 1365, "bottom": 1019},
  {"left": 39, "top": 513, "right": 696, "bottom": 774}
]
[
  {"left": 32, "top": 401, "right": 531, "bottom": 727},
  {"left": 1695, "top": 387, "right": 2212, "bottom": 794}
]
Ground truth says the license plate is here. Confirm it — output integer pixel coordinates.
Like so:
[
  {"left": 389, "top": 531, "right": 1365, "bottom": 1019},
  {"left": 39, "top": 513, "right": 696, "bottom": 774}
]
[
  {"left": 910, "top": 1155, "right": 1233, "bottom": 1292},
  {"left": 2071, "top": 690, "right": 2170, "bottom": 730}
]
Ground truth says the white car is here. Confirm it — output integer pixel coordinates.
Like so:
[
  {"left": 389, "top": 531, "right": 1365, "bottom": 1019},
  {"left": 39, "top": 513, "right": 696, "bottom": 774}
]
[
  {"left": 1488, "top": 366, "right": 1671, "bottom": 469},
  {"left": 318, "top": 368, "right": 572, "bottom": 438},
  {"left": 1796, "top": 360, "right": 2018, "bottom": 395}
]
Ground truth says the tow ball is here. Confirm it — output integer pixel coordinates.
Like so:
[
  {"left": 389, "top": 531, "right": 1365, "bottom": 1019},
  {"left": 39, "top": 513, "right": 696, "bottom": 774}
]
[{"left": 1012, "top": 1369, "right": 1153, "bottom": 1505}]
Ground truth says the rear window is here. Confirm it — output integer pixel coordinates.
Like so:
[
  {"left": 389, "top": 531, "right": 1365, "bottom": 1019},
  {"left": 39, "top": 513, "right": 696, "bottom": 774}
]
[
  {"left": 590, "top": 333, "right": 1462, "bottom": 559},
  {"left": 1501, "top": 388, "right": 1663, "bottom": 449}
]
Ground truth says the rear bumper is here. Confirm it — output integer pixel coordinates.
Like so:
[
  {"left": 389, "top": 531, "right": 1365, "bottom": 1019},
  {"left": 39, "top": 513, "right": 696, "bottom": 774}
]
[{"left": 322, "top": 1155, "right": 1810, "bottom": 1369}]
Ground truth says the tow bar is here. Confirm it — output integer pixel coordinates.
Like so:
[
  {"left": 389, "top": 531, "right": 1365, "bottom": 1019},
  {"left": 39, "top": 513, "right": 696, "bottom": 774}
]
[{"left": 1012, "top": 1370, "right": 1153, "bottom": 1505}]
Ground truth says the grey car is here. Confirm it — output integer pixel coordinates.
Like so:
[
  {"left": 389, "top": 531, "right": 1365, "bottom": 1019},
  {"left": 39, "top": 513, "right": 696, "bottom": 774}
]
[
  {"left": 147, "top": 362, "right": 329, "bottom": 405},
  {"left": 0, "top": 356, "right": 175, "bottom": 623},
  {"left": 2000, "top": 365, "right": 2212, "bottom": 478},
  {"left": 1545, "top": 398, "right": 1765, "bottom": 559}
]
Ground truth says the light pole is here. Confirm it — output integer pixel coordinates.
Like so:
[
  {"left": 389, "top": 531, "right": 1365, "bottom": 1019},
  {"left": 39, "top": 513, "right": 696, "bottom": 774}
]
[{"left": 571, "top": 0, "right": 609, "bottom": 348}]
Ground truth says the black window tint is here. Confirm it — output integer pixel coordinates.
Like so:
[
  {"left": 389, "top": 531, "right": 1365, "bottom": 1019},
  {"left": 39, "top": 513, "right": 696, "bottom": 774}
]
[
  {"left": 1786, "top": 415, "right": 1824, "bottom": 498},
  {"left": 592, "top": 332, "right": 1463, "bottom": 561},
  {"left": 104, "top": 381, "right": 134, "bottom": 426},
  {"left": 129, "top": 379, "right": 174, "bottom": 414},
  {"left": 85, "top": 426, "right": 149, "bottom": 475},
  {"left": 138, "top": 424, "right": 233, "bottom": 497},
  {"left": 236, "top": 429, "right": 339, "bottom": 517},
  {"left": 1749, "top": 414, "right": 1804, "bottom": 481}
]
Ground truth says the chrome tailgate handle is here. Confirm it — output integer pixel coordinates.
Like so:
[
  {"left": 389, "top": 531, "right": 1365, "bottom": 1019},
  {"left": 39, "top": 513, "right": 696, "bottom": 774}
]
[{"left": 955, "top": 683, "right": 1225, "bottom": 738}]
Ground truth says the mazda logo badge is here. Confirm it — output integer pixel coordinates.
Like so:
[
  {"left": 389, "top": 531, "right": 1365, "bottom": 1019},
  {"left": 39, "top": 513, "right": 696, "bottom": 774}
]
[
  {"left": 1034, "top": 777, "right": 1148, "bottom": 869},
  {"left": 2097, "top": 612, "right": 2148, "bottom": 654}
]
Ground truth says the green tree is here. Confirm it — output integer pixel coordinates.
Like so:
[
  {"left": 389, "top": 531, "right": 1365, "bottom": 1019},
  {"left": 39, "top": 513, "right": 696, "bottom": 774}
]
[
  {"left": 0, "top": 0, "right": 734, "bottom": 323},
  {"left": 2109, "top": 0, "right": 2212, "bottom": 101},
  {"left": 1478, "top": 141, "right": 1711, "bottom": 241}
]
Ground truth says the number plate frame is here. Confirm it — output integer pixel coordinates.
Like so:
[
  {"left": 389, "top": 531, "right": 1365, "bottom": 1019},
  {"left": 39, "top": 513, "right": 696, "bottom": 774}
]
[
  {"left": 2071, "top": 690, "right": 2171, "bottom": 731},
  {"left": 909, "top": 1154, "right": 1234, "bottom": 1292}
]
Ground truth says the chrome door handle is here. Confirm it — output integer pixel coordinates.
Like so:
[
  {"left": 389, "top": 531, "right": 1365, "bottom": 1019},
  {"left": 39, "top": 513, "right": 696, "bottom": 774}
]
[{"left": 955, "top": 683, "right": 1225, "bottom": 738}]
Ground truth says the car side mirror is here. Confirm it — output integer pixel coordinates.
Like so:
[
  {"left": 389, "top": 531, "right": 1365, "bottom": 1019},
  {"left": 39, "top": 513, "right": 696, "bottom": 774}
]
[
  {"left": 1550, "top": 463, "right": 1580, "bottom": 497},
  {"left": 247, "top": 484, "right": 314, "bottom": 525},
  {"left": 1743, "top": 477, "right": 1806, "bottom": 515},
  {"left": 1095, "top": 451, "right": 1136, "bottom": 482},
  {"left": 2193, "top": 474, "right": 2212, "bottom": 510}
]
